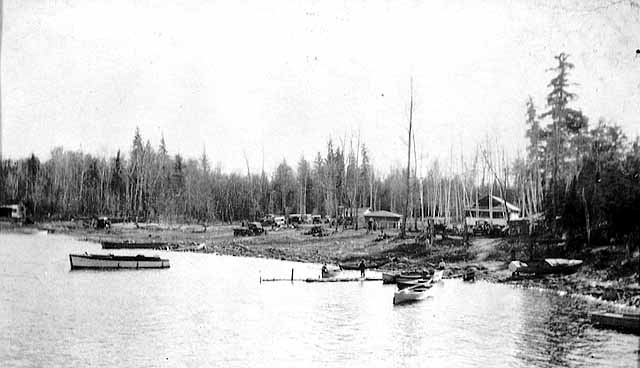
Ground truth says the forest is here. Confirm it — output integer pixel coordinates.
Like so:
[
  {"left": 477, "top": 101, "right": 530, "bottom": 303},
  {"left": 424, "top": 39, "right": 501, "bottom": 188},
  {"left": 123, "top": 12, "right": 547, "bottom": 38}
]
[{"left": 1, "top": 53, "right": 639, "bottom": 250}]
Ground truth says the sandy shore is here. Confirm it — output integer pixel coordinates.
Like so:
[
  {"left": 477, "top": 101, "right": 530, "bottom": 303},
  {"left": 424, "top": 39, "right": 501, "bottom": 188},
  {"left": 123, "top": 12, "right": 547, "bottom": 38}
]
[{"left": 3, "top": 220, "right": 639, "bottom": 309}]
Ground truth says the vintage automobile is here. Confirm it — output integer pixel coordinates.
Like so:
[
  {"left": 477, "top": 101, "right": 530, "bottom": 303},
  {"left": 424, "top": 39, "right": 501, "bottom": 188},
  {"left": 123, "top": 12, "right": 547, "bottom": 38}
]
[{"left": 233, "top": 222, "right": 266, "bottom": 237}]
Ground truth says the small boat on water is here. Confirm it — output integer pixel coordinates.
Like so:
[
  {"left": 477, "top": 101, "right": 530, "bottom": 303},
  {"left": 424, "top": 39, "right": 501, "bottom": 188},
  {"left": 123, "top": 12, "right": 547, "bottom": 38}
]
[
  {"left": 590, "top": 311, "right": 640, "bottom": 334},
  {"left": 101, "top": 240, "right": 168, "bottom": 249},
  {"left": 509, "top": 258, "right": 583, "bottom": 277},
  {"left": 397, "top": 278, "right": 429, "bottom": 290},
  {"left": 393, "top": 283, "right": 433, "bottom": 305},
  {"left": 395, "top": 271, "right": 429, "bottom": 284},
  {"left": 69, "top": 253, "right": 170, "bottom": 270},
  {"left": 396, "top": 271, "right": 444, "bottom": 290}
]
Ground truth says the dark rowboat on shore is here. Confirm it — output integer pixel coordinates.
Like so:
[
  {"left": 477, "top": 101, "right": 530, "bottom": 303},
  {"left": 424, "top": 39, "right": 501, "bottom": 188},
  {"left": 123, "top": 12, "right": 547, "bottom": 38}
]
[
  {"left": 590, "top": 311, "right": 640, "bottom": 334},
  {"left": 339, "top": 260, "right": 387, "bottom": 270},
  {"left": 509, "top": 258, "right": 583, "bottom": 276},
  {"left": 69, "top": 253, "right": 170, "bottom": 270},
  {"left": 101, "top": 240, "right": 168, "bottom": 249}
]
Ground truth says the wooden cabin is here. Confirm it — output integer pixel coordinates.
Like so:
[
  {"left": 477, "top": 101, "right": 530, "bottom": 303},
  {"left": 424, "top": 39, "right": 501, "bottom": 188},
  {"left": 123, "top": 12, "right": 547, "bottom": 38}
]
[
  {"left": 464, "top": 195, "right": 520, "bottom": 228},
  {"left": 363, "top": 209, "right": 402, "bottom": 230},
  {"left": 0, "top": 204, "right": 26, "bottom": 220}
]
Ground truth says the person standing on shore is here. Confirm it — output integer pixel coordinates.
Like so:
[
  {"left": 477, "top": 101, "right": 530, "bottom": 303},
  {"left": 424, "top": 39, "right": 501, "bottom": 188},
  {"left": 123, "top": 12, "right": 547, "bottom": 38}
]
[{"left": 358, "top": 260, "right": 366, "bottom": 278}]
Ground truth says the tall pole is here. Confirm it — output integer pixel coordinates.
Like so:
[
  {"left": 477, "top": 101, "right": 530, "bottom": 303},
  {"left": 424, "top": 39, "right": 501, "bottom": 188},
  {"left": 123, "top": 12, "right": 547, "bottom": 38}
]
[
  {"left": 0, "top": 0, "right": 3, "bottom": 164},
  {"left": 401, "top": 79, "right": 413, "bottom": 238}
]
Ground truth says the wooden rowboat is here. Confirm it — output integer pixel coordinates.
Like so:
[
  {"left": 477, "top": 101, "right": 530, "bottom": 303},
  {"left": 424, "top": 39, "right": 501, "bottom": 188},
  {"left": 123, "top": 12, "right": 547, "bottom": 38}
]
[
  {"left": 509, "top": 258, "right": 583, "bottom": 276},
  {"left": 393, "top": 283, "right": 433, "bottom": 305},
  {"left": 70, "top": 253, "right": 170, "bottom": 270},
  {"left": 590, "top": 311, "right": 640, "bottom": 334}
]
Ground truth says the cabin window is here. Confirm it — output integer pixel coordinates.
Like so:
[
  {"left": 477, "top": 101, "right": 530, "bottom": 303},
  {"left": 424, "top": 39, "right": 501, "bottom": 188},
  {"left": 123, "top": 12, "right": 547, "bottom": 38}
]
[
  {"left": 479, "top": 211, "right": 490, "bottom": 218},
  {"left": 493, "top": 211, "right": 504, "bottom": 219}
]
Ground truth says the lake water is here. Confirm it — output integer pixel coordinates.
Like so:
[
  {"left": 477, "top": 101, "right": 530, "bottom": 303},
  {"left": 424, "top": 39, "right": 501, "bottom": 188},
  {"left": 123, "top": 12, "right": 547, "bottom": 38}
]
[{"left": 0, "top": 232, "right": 638, "bottom": 367}]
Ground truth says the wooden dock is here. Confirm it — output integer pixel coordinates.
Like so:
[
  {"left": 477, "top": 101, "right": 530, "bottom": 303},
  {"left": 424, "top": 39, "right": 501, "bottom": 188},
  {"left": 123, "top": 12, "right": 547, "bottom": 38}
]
[{"left": 261, "top": 277, "right": 383, "bottom": 283}]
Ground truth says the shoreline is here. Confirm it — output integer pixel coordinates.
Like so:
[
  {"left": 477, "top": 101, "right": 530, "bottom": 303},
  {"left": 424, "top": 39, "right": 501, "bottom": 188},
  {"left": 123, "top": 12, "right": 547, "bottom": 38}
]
[{"left": 2, "top": 220, "right": 639, "bottom": 309}]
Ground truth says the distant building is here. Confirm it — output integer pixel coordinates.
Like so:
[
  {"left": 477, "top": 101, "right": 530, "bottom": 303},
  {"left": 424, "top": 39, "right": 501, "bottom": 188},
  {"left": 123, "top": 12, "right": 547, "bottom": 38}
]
[
  {"left": 0, "top": 204, "right": 26, "bottom": 220},
  {"left": 363, "top": 209, "right": 402, "bottom": 230},
  {"left": 464, "top": 195, "right": 520, "bottom": 228}
]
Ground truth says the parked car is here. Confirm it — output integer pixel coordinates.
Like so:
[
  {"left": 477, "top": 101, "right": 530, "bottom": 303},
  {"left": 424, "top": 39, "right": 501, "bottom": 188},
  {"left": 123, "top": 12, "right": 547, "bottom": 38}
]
[
  {"left": 260, "top": 214, "right": 275, "bottom": 227},
  {"left": 233, "top": 222, "right": 266, "bottom": 236},
  {"left": 274, "top": 216, "right": 286, "bottom": 227}
]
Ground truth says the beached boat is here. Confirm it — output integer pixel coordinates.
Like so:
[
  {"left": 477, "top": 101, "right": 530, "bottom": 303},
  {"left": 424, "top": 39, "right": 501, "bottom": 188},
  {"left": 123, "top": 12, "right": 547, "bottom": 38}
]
[
  {"left": 101, "top": 240, "right": 168, "bottom": 249},
  {"left": 339, "top": 260, "right": 387, "bottom": 270},
  {"left": 69, "top": 253, "right": 170, "bottom": 270},
  {"left": 509, "top": 258, "right": 583, "bottom": 276},
  {"left": 393, "top": 283, "right": 433, "bottom": 305},
  {"left": 590, "top": 311, "right": 640, "bottom": 334}
]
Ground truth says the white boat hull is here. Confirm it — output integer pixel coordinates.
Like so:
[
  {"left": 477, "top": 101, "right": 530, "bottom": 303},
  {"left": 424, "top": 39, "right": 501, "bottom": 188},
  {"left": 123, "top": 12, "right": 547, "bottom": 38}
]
[
  {"left": 69, "top": 254, "right": 170, "bottom": 269},
  {"left": 393, "top": 284, "right": 432, "bottom": 305}
]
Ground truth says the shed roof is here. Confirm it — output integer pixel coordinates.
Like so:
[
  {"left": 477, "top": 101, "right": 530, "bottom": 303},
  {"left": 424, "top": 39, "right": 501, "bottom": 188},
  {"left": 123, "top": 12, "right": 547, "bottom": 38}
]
[
  {"left": 467, "top": 195, "right": 520, "bottom": 212},
  {"left": 363, "top": 209, "right": 402, "bottom": 219}
]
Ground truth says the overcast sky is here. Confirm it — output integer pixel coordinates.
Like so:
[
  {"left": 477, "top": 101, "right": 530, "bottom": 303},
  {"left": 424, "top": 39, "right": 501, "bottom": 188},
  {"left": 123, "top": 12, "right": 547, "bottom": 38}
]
[{"left": 2, "top": 0, "right": 639, "bottom": 174}]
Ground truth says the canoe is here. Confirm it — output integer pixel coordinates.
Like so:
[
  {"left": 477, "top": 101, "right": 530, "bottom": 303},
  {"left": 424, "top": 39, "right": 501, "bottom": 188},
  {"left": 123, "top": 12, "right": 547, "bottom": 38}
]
[
  {"left": 69, "top": 253, "right": 170, "bottom": 270},
  {"left": 590, "top": 311, "right": 640, "bottom": 334},
  {"left": 101, "top": 240, "right": 168, "bottom": 249},
  {"left": 509, "top": 258, "right": 583, "bottom": 276},
  {"left": 393, "top": 283, "right": 433, "bottom": 305},
  {"left": 397, "top": 278, "right": 430, "bottom": 290},
  {"left": 396, "top": 271, "right": 429, "bottom": 283}
]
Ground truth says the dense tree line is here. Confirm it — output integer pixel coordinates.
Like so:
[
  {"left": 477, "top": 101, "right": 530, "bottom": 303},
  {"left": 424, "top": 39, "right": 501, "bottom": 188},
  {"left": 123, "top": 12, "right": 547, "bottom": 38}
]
[
  {"left": 1, "top": 53, "right": 637, "bottom": 251},
  {"left": 0, "top": 128, "right": 405, "bottom": 223},
  {"left": 514, "top": 53, "right": 640, "bottom": 250}
]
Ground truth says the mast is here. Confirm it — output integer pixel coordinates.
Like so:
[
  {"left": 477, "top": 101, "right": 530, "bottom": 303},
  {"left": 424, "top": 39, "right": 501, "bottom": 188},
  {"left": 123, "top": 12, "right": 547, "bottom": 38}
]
[
  {"left": 0, "top": 0, "right": 3, "bottom": 164},
  {"left": 401, "top": 79, "right": 413, "bottom": 238}
]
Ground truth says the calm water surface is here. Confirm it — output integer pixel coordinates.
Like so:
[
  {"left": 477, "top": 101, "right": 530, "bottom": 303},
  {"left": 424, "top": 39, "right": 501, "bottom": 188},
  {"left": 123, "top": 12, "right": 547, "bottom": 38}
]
[{"left": 1, "top": 232, "right": 638, "bottom": 367}]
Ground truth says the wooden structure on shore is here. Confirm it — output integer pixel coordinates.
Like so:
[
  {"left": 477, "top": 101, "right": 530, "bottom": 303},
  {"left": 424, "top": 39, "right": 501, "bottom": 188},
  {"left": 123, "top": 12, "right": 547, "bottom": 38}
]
[
  {"left": 101, "top": 240, "right": 168, "bottom": 249},
  {"left": 464, "top": 195, "right": 520, "bottom": 228},
  {"left": 363, "top": 209, "right": 402, "bottom": 230},
  {"left": 261, "top": 277, "right": 383, "bottom": 283}
]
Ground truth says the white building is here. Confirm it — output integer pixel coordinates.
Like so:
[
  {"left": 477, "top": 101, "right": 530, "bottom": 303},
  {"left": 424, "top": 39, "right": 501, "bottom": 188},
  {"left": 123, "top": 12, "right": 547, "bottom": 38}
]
[{"left": 464, "top": 195, "right": 520, "bottom": 228}]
